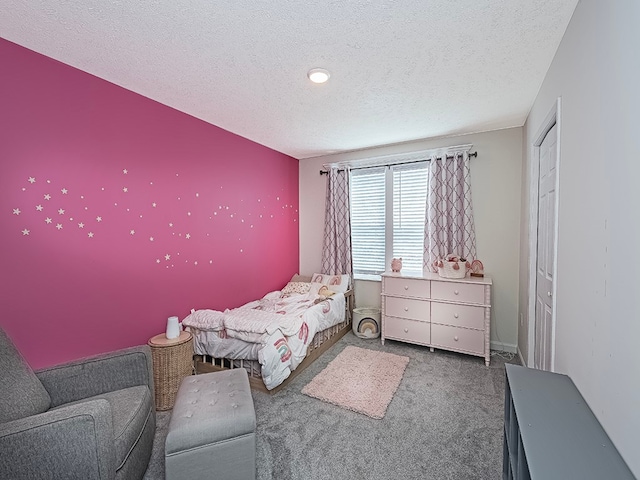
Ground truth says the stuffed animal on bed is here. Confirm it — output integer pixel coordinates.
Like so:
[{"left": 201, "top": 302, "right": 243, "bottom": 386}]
[{"left": 314, "top": 285, "right": 337, "bottom": 304}]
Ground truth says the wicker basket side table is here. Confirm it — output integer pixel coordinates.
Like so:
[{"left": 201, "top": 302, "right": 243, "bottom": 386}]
[{"left": 148, "top": 330, "right": 193, "bottom": 411}]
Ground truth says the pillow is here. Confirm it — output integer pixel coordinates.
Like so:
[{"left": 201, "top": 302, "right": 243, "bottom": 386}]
[
  {"left": 311, "top": 273, "right": 351, "bottom": 293},
  {"left": 0, "top": 328, "right": 51, "bottom": 423},
  {"left": 280, "top": 281, "right": 311, "bottom": 298},
  {"left": 291, "top": 273, "right": 312, "bottom": 283}
]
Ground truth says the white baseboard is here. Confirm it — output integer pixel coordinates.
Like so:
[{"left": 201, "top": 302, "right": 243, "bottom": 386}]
[
  {"left": 517, "top": 347, "right": 527, "bottom": 367},
  {"left": 490, "top": 340, "right": 517, "bottom": 354}
]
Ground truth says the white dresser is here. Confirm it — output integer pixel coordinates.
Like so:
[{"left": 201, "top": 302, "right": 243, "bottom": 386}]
[{"left": 381, "top": 271, "right": 492, "bottom": 365}]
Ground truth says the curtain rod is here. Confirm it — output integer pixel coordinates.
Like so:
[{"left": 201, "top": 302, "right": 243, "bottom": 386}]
[{"left": 319, "top": 151, "right": 478, "bottom": 175}]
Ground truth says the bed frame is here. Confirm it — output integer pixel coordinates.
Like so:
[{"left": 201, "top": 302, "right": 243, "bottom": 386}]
[{"left": 194, "top": 289, "right": 354, "bottom": 394}]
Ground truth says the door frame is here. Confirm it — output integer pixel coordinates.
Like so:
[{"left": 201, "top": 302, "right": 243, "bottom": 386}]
[{"left": 527, "top": 97, "right": 562, "bottom": 371}]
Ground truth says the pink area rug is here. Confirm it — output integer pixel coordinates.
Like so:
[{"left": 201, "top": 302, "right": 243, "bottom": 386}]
[{"left": 302, "top": 346, "right": 409, "bottom": 419}]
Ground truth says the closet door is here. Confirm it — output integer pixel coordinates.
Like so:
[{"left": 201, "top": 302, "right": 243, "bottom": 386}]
[{"left": 534, "top": 122, "right": 557, "bottom": 371}]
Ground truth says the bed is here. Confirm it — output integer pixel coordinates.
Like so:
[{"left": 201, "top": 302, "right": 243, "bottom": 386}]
[{"left": 184, "top": 274, "right": 354, "bottom": 393}]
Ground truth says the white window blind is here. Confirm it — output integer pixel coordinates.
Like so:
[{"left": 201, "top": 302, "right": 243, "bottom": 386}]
[
  {"left": 392, "top": 163, "right": 428, "bottom": 275},
  {"left": 350, "top": 162, "right": 428, "bottom": 278},
  {"left": 350, "top": 167, "right": 386, "bottom": 276}
]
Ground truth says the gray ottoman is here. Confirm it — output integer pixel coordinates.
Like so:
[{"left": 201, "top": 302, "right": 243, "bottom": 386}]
[{"left": 165, "top": 369, "right": 256, "bottom": 480}]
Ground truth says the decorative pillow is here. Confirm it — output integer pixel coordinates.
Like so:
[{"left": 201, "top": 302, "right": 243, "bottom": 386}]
[
  {"left": 280, "top": 281, "right": 311, "bottom": 298},
  {"left": 0, "top": 328, "right": 51, "bottom": 423},
  {"left": 290, "top": 273, "right": 312, "bottom": 283},
  {"left": 311, "top": 273, "right": 351, "bottom": 293}
]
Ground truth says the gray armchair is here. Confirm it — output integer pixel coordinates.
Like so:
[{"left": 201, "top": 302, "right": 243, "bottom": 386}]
[{"left": 0, "top": 327, "right": 156, "bottom": 480}]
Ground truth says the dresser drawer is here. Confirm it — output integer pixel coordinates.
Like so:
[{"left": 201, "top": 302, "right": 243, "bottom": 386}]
[
  {"left": 431, "top": 323, "right": 485, "bottom": 355},
  {"left": 431, "top": 281, "right": 486, "bottom": 305},
  {"left": 431, "top": 302, "right": 486, "bottom": 330},
  {"left": 383, "top": 276, "right": 430, "bottom": 299},
  {"left": 383, "top": 316, "right": 431, "bottom": 345},
  {"left": 384, "top": 296, "right": 430, "bottom": 322}
]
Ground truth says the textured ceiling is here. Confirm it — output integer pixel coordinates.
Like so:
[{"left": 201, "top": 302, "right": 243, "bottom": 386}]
[{"left": 0, "top": 1, "right": 578, "bottom": 159}]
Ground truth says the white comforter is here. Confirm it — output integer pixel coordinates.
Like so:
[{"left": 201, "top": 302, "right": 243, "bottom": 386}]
[{"left": 184, "top": 289, "right": 346, "bottom": 390}]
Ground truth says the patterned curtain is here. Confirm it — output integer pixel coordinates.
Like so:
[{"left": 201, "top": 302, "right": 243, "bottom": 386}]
[
  {"left": 424, "top": 151, "right": 477, "bottom": 271},
  {"left": 321, "top": 167, "right": 352, "bottom": 279}
]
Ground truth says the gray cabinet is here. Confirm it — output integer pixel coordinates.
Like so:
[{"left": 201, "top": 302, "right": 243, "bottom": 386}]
[{"left": 503, "top": 364, "right": 634, "bottom": 479}]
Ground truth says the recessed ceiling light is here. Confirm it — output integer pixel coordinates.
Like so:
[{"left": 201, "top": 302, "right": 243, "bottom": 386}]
[{"left": 308, "top": 68, "right": 330, "bottom": 84}]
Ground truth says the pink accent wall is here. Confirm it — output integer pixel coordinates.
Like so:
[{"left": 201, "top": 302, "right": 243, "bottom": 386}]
[{"left": 0, "top": 39, "right": 299, "bottom": 369}]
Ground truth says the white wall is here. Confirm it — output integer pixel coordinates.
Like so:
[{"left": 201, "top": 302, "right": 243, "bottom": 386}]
[
  {"left": 300, "top": 127, "right": 523, "bottom": 351},
  {"left": 520, "top": 0, "right": 640, "bottom": 475}
]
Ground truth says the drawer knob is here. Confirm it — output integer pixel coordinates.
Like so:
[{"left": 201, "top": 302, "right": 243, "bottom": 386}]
[
  {"left": 404, "top": 286, "right": 409, "bottom": 290},
  {"left": 454, "top": 313, "right": 459, "bottom": 319},
  {"left": 454, "top": 290, "right": 459, "bottom": 295},
  {"left": 404, "top": 307, "right": 409, "bottom": 312},
  {"left": 404, "top": 328, "right": 409, "bottom": 333},
  {"left": 454, "top": 336, "right": 459, "bottom": 341}
]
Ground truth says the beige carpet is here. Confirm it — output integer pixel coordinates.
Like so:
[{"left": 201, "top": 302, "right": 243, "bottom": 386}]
[{"left": 301, "top": 345, "right": 409, "bottom": 419}]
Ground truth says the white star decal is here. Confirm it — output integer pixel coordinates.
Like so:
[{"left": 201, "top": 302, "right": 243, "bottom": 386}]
[
  {"left": 56, "top": 224, "right": 63, "bottom": 230},
  {"left": 123, "top": 187, "right": 128, "bottom": 193},
  {"left": 196, "top": 193, "right": 199, "bottom": 197},
  {"left": 78, "top": 222, "right": 85, "bottom": 228},
  {"left": 165, "top": 254, "right": 171, "bottom": 261},
  {"left": 156, "top": 259, "right": 161, "bottom": 264},
  {"left": 88, "top": 232, "right": 94, "bottom": 238},
  {"left": 123, "top": 169, "right": 128, "bottom": 174},
  {"left": 36, "top": 205, "right": 43, "bottom": 211},
  {"left": 152, "top": 202, "right": 157, "bottom": 208},
  {"left": 187, "top": 212, "right": 191, "bottom": 216},
  {"left": 28, "top": 177, "right": 36, "bottom": 184},
  {"left": 96, "top": 216, "right": 102, "bottom": 222},
  {"left": 185, "top": 233, "right": 191, "bottom": 239},
  {"left": 194, "top": 261, "right": 198, "bottom": 265},
  {"left": 58, "top": 208, "right": 65, "bottom": 215},
  {"left": 169, "top": 223, "right": 173, "bottom": 227},
  {"left": 150, "top": 237, "right": 154, "bottom": 242},
  {"left": 13, "top": 208, "right": 21, "bottom": 215},
  {"left": 45, "top": 218, "right": 52, "bottom": 224},
  {"left": 44, "top": 194, "right": 51, "bottom": 200},
  {"left": 22, "top": 229, "right": 30, "bottom": 235},
  {"left": 130, "top": 230, "right": 135, "bottom": 235},
  {"left": 61, "top": 188, "right": 68, "bottom": 194}
]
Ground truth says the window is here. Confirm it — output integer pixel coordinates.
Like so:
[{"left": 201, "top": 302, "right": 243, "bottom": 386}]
[{"left": 350, "top": 162, "right": 428, "bottom": 279}]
